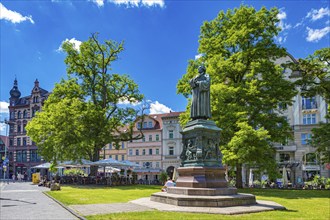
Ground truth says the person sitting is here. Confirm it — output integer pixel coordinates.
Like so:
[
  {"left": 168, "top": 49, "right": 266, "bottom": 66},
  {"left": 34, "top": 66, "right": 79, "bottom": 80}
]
[{"left": 162, "top": 177, "right": 175, "bottom": 192}]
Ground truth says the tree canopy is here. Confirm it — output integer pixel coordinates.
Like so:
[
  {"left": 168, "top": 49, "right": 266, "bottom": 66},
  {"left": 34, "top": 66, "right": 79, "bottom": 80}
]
[
  {"left": 27, "top": 34, "right": 144, "bottom": 171},
  {"left": 177, "top": 5, "right": 297, "bottom": 187}
]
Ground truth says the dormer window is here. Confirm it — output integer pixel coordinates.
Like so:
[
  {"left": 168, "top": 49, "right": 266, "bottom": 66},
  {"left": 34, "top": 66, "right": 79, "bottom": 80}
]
[{"left": 148, "top": 121, "right": 152, "bottom": 128}]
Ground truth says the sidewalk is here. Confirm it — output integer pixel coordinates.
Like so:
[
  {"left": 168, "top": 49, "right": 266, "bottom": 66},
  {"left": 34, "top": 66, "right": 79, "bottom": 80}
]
[{"left": 0, "top": 181, "right": 79, "bottom": 220}]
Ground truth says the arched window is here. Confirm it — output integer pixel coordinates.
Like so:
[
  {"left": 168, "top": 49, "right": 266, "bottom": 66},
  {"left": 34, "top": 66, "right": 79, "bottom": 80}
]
[
  {"left": 23, "top": 110, "right": 28, "bottom": 118},
  {"left": 17, "top": 111, "right": 21, "bottom": 119}
]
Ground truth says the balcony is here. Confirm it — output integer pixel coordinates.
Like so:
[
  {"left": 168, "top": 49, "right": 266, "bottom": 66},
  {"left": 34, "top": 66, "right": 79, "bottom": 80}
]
[
  {"left": 277, "top": 160, "right": 300, "bottom": 168},
  {"left": 302, "top": 162, "right": 320, "bottom": 171},
  {"left": 273, "top": 144, "right": 297, "bottom": 152}
]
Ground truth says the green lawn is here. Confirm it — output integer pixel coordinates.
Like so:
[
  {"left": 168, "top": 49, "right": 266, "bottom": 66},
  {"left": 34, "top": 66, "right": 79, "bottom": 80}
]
[
  {"left": 47, "top": 185, "right": 330, "bottom": 220},
  {"left": 47, "top": 184, "right": 161, "bottom": 205}
]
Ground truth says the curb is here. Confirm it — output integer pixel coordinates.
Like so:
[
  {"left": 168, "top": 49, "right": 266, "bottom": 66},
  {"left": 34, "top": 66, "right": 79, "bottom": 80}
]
[{"left": 43, "top": 191, "right": 87, "bottom": 220}]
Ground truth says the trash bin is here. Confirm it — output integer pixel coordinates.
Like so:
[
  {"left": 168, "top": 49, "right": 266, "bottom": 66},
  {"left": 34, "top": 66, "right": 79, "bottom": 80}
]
[{"left": 32, "top": 173, "right": 40, "bottom": 184}]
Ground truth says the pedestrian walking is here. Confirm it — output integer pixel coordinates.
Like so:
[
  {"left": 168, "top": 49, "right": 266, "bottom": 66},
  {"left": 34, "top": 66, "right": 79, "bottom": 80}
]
[{"left": 12, "top": 174, "right": 16, "bottom": 183}]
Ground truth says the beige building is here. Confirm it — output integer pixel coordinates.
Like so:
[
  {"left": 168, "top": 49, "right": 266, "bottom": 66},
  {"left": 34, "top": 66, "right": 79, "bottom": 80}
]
[
  {"left": 127, "top": 114, "right": 164, "bottom": 183},
  {"left": 161, "top": 112, "right": 183, "bottom": 179}
]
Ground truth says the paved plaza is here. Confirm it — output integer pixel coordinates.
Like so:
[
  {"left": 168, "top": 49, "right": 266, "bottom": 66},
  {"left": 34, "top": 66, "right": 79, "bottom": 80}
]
[{"left": 0, "top": 181, "right": 79, "bottom": 220}]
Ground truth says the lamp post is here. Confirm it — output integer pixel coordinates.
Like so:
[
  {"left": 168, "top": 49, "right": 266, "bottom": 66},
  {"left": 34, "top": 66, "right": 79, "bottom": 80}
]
[{"left": 0, "top": 119, "right": 9, "bottom": 180}]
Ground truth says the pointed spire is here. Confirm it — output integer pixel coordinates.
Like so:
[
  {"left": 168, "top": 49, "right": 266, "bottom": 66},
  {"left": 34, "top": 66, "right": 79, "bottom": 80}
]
[{"left": 34, "top": 78, "right": 39, "bottom": 87}]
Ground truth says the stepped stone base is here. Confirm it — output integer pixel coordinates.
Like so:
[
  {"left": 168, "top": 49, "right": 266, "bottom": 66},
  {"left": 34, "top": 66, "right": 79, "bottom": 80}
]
[
  {"left": 150, "top": 191, "right": 256, "bottom": 207},
  {"left": 167, "top": 187, "right": 237, "bottom": 196}
]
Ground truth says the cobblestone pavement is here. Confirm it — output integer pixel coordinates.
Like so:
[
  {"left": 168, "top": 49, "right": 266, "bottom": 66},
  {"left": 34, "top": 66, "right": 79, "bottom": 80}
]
[{"left": 0, "top": 181, "right": 78, "bottom": 220}]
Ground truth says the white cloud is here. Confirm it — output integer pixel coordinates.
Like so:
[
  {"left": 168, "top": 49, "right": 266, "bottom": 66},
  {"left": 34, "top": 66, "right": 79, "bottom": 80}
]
[
  {"left": 57, "top": 38, "right": 82, "bottom": 52},
  {"left": 277, "top": 9, "right": 292, "bottom": 31},
  {"left": 90, "top": 0, "right": 104, "bottom": 7},
  {"left": 0, "top": 3, "right": 34, "bottom": 24},
  {"left": 0, "top": 101, "right": 9, "bottom": 114},
  {"left": 306, "top": 7, "right": 330, "bottom": 21},
  {"left": 306, "top": 26, "right": 330, "bottom": 42},
  {"left": 149, "top": 101, "right": 172, "bottom": 114},
  {"left": 109, "top": 0, "right": 164, "bottom": 8}
]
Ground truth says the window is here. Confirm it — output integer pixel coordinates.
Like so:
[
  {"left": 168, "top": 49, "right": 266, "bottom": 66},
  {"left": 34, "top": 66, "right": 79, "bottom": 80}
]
[
  {"left": 137, "top": 122, "right": 141, "bottom": 129},
  {"left": 121, "top": 142, "right": 125, "bottom": 149},
  {"left": 303, "top": 114, "right": 316, "bottom": 124},
  {"left": 17, "top": 138, "right": 21, "bottom": 146},
  {"left": 9, "top": 138, "right": 13, "bottom": 146},
  {"left": 156, "top": 134, "right": 159, "bottom": 141},
  {"left": 9, "top": 125, "right": 14, "bottom": 133},
  {"left": 142, "top": 149, "right": 146, "bottom": 155},
  {"left": 149, "top": 149, "right": 152, "bottom": 155},
  {"left": 156, "top": 162, "right": 160, "bottom": 168},
  {"left": 121, "top": 155, "right": 125, "bottom": 161},
  {"left": 169, "top": 147, "right": 174, "bottom": 155},
  {"left": 142, "top": 136, "right": 145, "bottom": 142},
  {"left": 109, "top": 155, "right": 112, "bottom": 158},
  {"left": 149, "top": 135, "right": 152, "bottom": 141},
  {"left": 10, "top": 112, "right": 15, "bottom": 119},
  {"left": 136, "top": 149, "right": 139, "bottom": 156},
  {"left": 32, "top": 109, "right": 37, "bottom": 117},
  {"left": 148, "top": 121, "right": 152, "bottom": 128},
  {"left": 129, "top": 149, "right": 133, "bottom": 156},
  {"left": 30, "top": 150, "right": 37, "bottom": 162},
  {"left": 115, "top": 155, "right": 118, "bottom": 160},
  {"left": 17, "top": 111, "right": 21, "bottom": 119},
  {"left": 16, "top": 151, "right": 22, "bottom": 162},
  {"left": 23, "top": 110, "right": 27, "bottom": 118},
  {"left": 23, "top": 124, "right": 26, "bottom": 132},
  {"left": 143, "top": 122, "right": 147, "bottom": 128},
  {"left": 109, "top": 143, "right": 112, "bottom": 149},
  {"left": 169, "top": 130, "right": 174, "bottom": 139},
  {"left": 280, "top": 153, "right": 290, "bottom": 162},
  {"left": 22, "top": 150, "right": 27, "bottom": 162},
  {"left": 156, "top": 149, "right": 159, "bottom": 155},
  {"left": 302, "top": 96, "right": 317, "bottom": 109},
  {"left": 301, "top": 133, "right": 312, "bottom": 145},
  {"left": 17, "top": 124, "right": 21, "bottom": 133},
  {"left": 23, "top": 138, "right": 27, "bottom": 146}
]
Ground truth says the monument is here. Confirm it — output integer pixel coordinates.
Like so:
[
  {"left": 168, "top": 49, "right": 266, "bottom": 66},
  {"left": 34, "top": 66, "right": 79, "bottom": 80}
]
[{"left": 151, "top": 65, "right": 256, "bottom": 207}]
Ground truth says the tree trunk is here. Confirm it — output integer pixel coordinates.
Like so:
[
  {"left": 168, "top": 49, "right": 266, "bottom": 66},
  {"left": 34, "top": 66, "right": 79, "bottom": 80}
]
[
  {"left": 90, "top": 147, "right": 100, "bottom": 176},
  {"left": 236, "top": 163, "right": 243, "bottom": 188}
]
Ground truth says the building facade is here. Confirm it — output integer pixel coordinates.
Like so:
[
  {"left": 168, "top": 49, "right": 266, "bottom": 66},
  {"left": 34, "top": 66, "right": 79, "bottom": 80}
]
[
  {"left": 244, "top": 55, "right": 329, "bottom": 185},
  {"left": 8, "top": 79, "right": 49, "bottom": 179},
  {"left": 161, "top": 112, "right": 183, "bottom": 179},
  {"left": 126, "top": 114, "right": 163, "bottom": 183}
]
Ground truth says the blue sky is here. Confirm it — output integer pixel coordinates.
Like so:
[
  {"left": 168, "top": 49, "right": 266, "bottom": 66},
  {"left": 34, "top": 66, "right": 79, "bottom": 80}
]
[{"left": 1, "top": 0, "right": 329, "bottom": 135}]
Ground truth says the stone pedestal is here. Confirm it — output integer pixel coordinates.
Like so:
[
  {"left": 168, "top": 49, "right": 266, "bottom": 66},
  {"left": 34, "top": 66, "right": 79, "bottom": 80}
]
[
  {"left": 175, "top": 167, "right": 228, "bottom": 188},
  {"left": 151, "top": 118, "right": 256, "bottom": 207}
]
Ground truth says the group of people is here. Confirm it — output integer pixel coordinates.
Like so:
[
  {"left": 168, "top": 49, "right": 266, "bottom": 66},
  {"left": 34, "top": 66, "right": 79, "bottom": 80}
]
[{"left": 11, "top": 172, "right": 27, "bottom": 182}]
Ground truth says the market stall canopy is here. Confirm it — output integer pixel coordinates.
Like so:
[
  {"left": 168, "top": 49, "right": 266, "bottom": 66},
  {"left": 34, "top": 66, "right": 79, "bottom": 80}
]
[
  {"left": 31, "top": 163, "right": 64, "bottom": 169},
  {"left": 91, "top": 158, "right": 128, "bottom": 167},
  {"left": 59, "top": 159, "right": 93, "bottom": 167},
  {"left": 122, "top": 160, "right": 141, "bottom": 167},
  {"left": 98, "top": 167, "right": 120, "bottom": 173}
]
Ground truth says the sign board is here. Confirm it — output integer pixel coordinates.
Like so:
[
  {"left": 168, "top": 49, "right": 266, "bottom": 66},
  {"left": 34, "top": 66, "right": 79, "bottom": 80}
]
[{"left": 302, "top": 165, "right": 320, "bottom": 171}]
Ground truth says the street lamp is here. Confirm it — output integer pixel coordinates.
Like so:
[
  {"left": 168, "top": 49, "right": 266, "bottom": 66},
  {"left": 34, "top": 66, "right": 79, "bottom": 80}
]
[{"left": 0, "top": 119, "right": 10, "bottom": 180}]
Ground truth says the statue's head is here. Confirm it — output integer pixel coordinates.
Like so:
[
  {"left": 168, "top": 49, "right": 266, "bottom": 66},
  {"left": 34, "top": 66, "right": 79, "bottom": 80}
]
[{"left": 198, "top": 65, "right": 206, "bottom": 74}]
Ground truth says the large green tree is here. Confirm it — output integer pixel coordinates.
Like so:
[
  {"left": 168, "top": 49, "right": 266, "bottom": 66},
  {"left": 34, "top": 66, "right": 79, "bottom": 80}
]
[
  {"left": 27, "top": 34, "right": 144, "bottom": 174},
  {"left": 177, "top": 5, "right": 297, "bottom": 187},
  {"left": 290, "top": 48, "right": 330, "bottom": 163}
]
